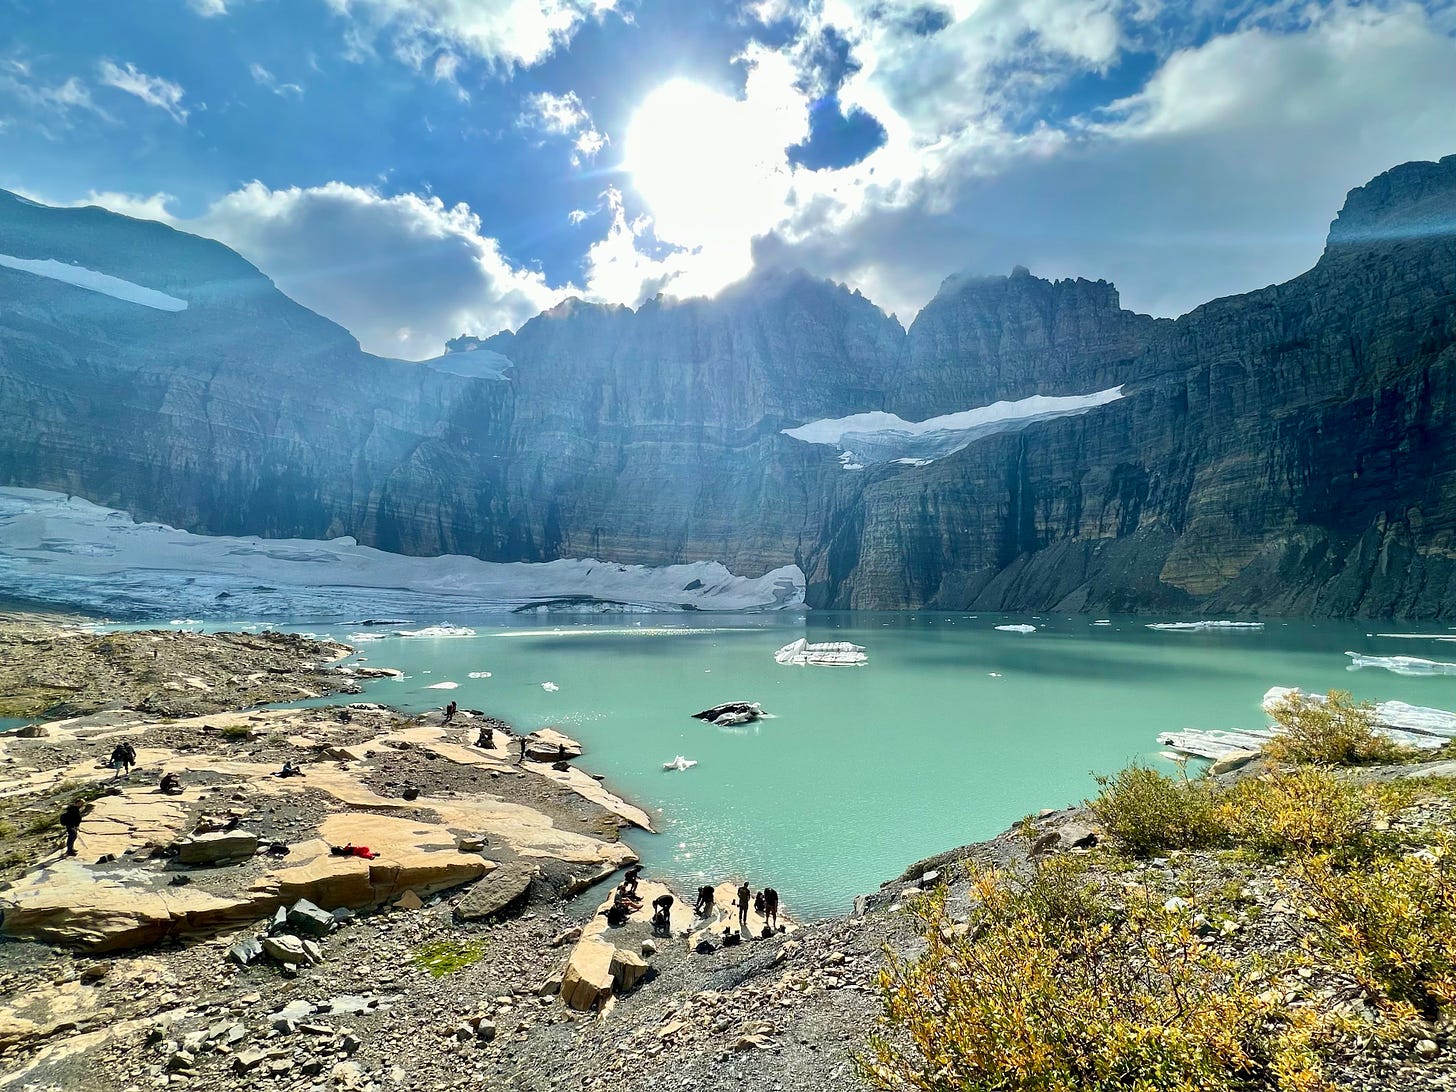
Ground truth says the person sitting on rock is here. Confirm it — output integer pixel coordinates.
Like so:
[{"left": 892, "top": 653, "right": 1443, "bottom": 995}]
[
  {"left": 61, "top": 800, "right": 84, "bottom": 857},
  {"left": 753, "top": 891, "right": 766, "bottom": 920},
  {"left": 476, "top": 725, "right": 494, "bottom": 749},
  {"left": 693, "top": 885, "right": 715, "bottom": 917},
  {"left": 622, "top": 864, "right": 643, "bottom": 898},
  {"left": 277, "top": 760, "right": 306, "bottom": 778},
  {"left": 764, "top": 887, "right": 780, "bottom": 930},
  {"left": 604, "top": 895, "right": 632, "bottom": 928},
  {"left": 650, "top": 894, "right": 674, "bottom": 936},
  {"left": 159, "top": 772, "right": 182, "bottom": 795},
  {"left": 736, "top": 882, "right": 751, "bottom": 930},
  {"left": 443, "top": 700, "right": 458, "bottom": 724}
]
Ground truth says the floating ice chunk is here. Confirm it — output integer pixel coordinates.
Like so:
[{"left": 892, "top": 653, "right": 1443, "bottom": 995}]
[
  {"left": 397, "top": 625, "right": 477, "bottom": 638},
  {"left": 784, "top": 387, "right": 1124, "bottom": 469},
  {"left": 988, "top": 672, "right": 1003, "bottom": 678},
  {"left": 541, "top": 681, "right": 560, "bottom": 692},
  {"left": 168, "top": 618, "right": 201, "bottom": 625},
  {"left": 346, "top": 633, "right": 385, "bottom": 642},
  {"left": 425, "top": 681, "right": 459, "bottom": 690},
  {"left": 995, "top": 624, "right": 1037, "bottom": 634},
  {"left": 1373, "top": 633, "right": 1456, "bottom": 642},
  {"left": 1345, "top": 652, "right": 1456, "bottom": 677},
  {"left": 662, "top": 755, "right": 698, "bottom": 772},
  {"left": 467, "top": 671, "right": 493, "bottom": 679},
  {"left": 774, "top": 639, "right": 867, "bottom": 666},
  {"left": 0, "top": 252, "right": 188, "bottom": 311},
  {"left": 1092, "top": 619, "right": 1112, "bottom": 626},
  {"left": 1147, "top": 621, "right": 1264, "bottom": 632}
]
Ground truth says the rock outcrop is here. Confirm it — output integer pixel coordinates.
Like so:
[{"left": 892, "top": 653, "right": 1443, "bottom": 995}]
[{"left": 3, "top": 155, "right": 1456, "bottom": 616}]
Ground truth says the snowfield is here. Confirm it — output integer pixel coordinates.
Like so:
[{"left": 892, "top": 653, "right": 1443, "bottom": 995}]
[
  {"left": 782, "top": 388, "right": 1124, "bottom": 468},
  {"left": 0, "top": 253, "right": 188, "bottom": 311},
  {"left": 0, "top": 488, "right": 806, "bottom": 619}
]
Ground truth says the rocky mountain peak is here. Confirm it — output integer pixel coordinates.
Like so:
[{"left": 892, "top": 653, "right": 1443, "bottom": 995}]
[{"left": 1326, "top": 153, "right": 1456, "bottom": 249}]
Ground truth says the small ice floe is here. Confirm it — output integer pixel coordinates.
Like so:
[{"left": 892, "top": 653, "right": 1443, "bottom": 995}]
[
  {"left": 425, "top": 681, "right": 459, "bottom": 690},
  {"left": 1345, "top": 652, "right": 1456, "bottom": 677},
  {"left": 467, "top": 671, "right": 493, "bottom": 679},
  {"left": 397, "top": 625, "right": 478, "bottom": 638},
  {"left": 1374, "top": 633, "right": 1456, "bottom": 642},
  {"left": 1146, "top": 621, "right": 1264, "bottom": 632},
  {"left": 1092, "top": 619, "right": 1112, "bottom": 626},
  {"left": 995, "top": 624, "right": 1037, "bottom": 634},
  {"left": 346, "top": 633, "right": 385, "bottom": 642},
  {"left": 541, "top": 681, "right": 560, "bottom": 692},
  {"left": 774, "top": 638, "right": 867, "bottom": 666},
  {"left": 169, "top": 618, "right": 201, "bottom": 626},
  {"left": 988, "top": 672, "right": 1003, "bottom": 678},
  {"left": 662, "top": 755, "right": 698, "bottom": 772}
]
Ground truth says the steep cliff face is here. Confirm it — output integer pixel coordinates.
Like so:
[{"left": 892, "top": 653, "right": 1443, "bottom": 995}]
[{"left": 2, "top": 156, "right": 1454, "bottom": 616}]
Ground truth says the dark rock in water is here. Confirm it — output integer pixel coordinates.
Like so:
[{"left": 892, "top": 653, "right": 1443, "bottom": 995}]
[
  {"left": 692, "top": 701, "right": 766, "bottom": 726},
  {"left": 454, "top": 862, "right": 536, "bottom": 923}
]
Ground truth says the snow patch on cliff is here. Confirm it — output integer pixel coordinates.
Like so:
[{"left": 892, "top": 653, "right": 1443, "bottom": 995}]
[
  {"left": 0, "top": 488, "right": 806, "bottom": 618},
  {"left": 419, "top": 347, "right": 515, "bottom": 380},
  {"left": 0, "top": 253, "right": 188, "bottom": 311},
  {"left": 782, "top": 388, "right": 1124, "bottom": 468}
]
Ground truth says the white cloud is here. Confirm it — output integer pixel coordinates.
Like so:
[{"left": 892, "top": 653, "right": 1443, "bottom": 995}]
[
  {"left": 0, "top": 59, "right": 110, "bottom": 132},
  {"left": 85, "top": 182, "right": 568, "bottom": 359},
  {"left": 518, "top": 90, "right": 607, "bottom": 165},
  {"left": 97, "top": 61, "right": 189, "bottom": 123},
  {"left": 249, "top": 62, "right": 303, "bottom": 97},
  {"left": 324, "top": 0, "right": 622, "bottom": 72}
]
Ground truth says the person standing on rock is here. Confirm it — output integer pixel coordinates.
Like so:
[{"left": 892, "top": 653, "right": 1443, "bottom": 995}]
[
  {"left": 694, "top": 885, "right": 715, "bottom": 917},
  {"left": 764, "top": 887, "right": 780, "bottom": 930},
  {"left": 60, "top": 800, "right": 83, "bottom": 857},
  {"left": 443, "top": 700, "right": 458, "bottom": 724},
  {"left": 737, "top": 881, "right": 751, "bottom": 931},
  {"left": 622, "top": 864, "right": 642, "bottom": 897},
  {"left": 517, "top": 736, "right": 529, "bottom": 765}
]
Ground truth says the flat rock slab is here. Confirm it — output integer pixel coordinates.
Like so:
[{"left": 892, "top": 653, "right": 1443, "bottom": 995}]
[
  {"left": 176, "top": 829, "right": 259, "bottom": 865},
  {"left": 454, "top": 862, "right": 536, "bottom": 922}
]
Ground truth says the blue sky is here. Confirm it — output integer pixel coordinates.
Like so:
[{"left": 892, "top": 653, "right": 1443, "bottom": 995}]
[{"left": 3, "top": 0, "right": 1456, "bottom": 359}]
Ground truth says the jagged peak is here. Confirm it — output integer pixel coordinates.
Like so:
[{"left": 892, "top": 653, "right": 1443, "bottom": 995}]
[{"left": 1326, "top": 153, "right": 1456, "bottom": 249}]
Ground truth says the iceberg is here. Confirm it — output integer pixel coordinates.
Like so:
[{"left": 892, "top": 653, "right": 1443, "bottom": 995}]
[
  {"left": 541, "top": 681, "right": 560, "bottom": 692},
  {"left": 782, "top": 387, "right": 1124, "bottom": 469},
  {"left": 995, "top": 624, "right": 1037, "bottom": 634},
  {"left": 425, "top": 681, "right": 459, "bottom": 690},
  {"left": 774, "top": 639, "right": 867, "bottom": 667},
  {"left": 0, "top": 252, "right": 188, "bottom": 311},
  {"left": 0, "top": 487, "right": 806, "bottom": 619},
  {"left": 662, "top": 756, "right": 698, "bottom": 772},
  {"left": 1147, "top": 621, "right": 1265, "bottom": 632},
  {"left": 1345, "top": 652, "right": 1456, "bottom": 677}
]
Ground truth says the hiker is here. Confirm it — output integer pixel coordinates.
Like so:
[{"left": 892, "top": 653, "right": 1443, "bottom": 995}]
[
  {"left": 517, "top": 736, "right": 529, "bottom": 765},
  {"left": 443, "top": 700, "right": 458, "bottom": 724},
  {"left": 753, "top": 891, "right": 766, "bottom": 919},
  {"left": 693, "top": 884, "right": 715, "bottom": 917},
  {"left": 277, "top": 760, "right": 306, "bottom": 778},
  {"left": 622, "top": 864, "right": 642, "bottom": 897},
  {"left": 61, "top": 801, "right": 83, "bottom": 857},
  {"left": 556, "top": 744, "right": 568, "bottom": 763},
  {"left": 764, "top": 887, "right": 780, "bottom": 930},
  {"left": 737, "top": 882, "right": 751, "bottom": 930},
  {"left": 650, "top": 893, "right": 674, "bottom": 936},
  {"left": 604, "top": 894, "right": 632, "bottom": 928},
  {"left": 159, "top": 772, "right": 182, "bottom": 795},
  {"left": 108, "top": 742, "right": 134, "bottom": 779},
  {"left": 477, "top": 724, "right": 494, "bottom": 749}
]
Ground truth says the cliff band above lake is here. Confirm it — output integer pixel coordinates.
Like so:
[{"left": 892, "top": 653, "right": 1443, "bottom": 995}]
[{"left": 1, "top": 155, "right": 1454, "bottom": 617}]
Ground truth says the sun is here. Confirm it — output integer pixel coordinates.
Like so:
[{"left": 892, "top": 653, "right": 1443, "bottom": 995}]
[{"left": 623, "top": 68, "right": 808, "bottom": 293}]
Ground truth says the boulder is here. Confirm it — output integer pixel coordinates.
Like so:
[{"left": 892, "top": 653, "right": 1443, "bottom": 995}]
[
  {"left": 560, "top": 938, "right": 617, "bottom": 1011},
  {"left": 228, "top": 936, "right": 264, "bottom": 965},
  {"left": 286, "top": 898, "right": 336, "bottom": 937},
  {"left": 174, "top": 830, "right": 258, "bottom": 866},
  {"left": 454, "top": 862, "right": 535, "bottom": 923},
  {"left": 261, "top": 934, "right": 307, "bottom": 965},
  {"left": 610, "top": 948, "right": 649, "bottom": 993},
  {"left": 1056, "top": 822, "right": 1101, "bottom": 850}
]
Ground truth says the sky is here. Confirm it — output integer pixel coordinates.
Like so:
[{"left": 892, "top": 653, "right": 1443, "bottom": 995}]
[{"left": 2, "top": 0, "right": 1455, "bottom": 360}]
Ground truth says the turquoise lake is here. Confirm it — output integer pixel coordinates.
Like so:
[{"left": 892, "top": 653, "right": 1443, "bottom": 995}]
[{"left": 232, "top": 611, "right": 1455, "bottom": 920}]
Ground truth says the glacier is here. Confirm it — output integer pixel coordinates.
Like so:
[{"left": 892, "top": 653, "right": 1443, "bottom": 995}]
[
  {"left": 0, "top": 252, "right": 188, "bottom": 311},
  {"left": 0, "top": 488, "right": 806, "bottom": 619},
  {"left": 781, "top": 388, "right": 1124, "bottom": 468}
]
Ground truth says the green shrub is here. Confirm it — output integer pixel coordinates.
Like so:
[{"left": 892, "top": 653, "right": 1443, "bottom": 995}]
[
  {"left": 860, "top": 882, "right": 1323, "bottom": 1092},
  {"left": 1265, "top": 690, "right": 1407, "bottom": 767},
  {"left": 1219, "top": 767, "right": 1391, "bottom": 859},
  {"left": 1294, "top": 838, "right": 1456, "bottom": 1021},
  {"left": 1088, "top": 764, "right": 1225, "bottom": 856}
]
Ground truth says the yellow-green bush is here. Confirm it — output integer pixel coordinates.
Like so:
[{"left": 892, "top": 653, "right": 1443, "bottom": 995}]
[
  {"left": 1294, "top": 838, "right": 1456, "bottom": 1021},
  {"left": 1265, "top": 690, "right": 1407, "bottom": 766},
  {"left": 861, "top": 879, "right": 1323, "bottom": 1092},
  {"left": 1089, "top": 764, "right": 1225, "bottom": 856},
  {"left": 1219, "top": 767, "right": 1391, "bottom": 859}
]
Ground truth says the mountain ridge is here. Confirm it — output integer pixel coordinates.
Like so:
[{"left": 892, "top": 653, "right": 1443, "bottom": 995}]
[{"left": 2, "top": 154, "right": 1454, "bottom": 615}]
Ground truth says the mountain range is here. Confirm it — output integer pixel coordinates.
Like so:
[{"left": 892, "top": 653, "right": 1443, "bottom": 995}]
[{"left": 1, "top": 154, "right": 1454, "bottom": 617}]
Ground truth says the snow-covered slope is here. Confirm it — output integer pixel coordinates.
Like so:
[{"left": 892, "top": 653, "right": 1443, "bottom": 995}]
[
  {"left": 418, "top": 347, "right": 515, "bottom": 380},
  {"left": 0, "top": 252, "right": 188, "bottom": 311},
  {"left": 781, "top": 388, "right": 1124, "bottom": 468},
  {"left": 0, "top": 488, "right": 805, "bottom": 619}
]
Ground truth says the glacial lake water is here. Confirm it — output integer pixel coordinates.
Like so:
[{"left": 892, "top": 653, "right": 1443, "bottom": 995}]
[{"left": 95, "top": 613, "right": 1456, "bottom": 918}]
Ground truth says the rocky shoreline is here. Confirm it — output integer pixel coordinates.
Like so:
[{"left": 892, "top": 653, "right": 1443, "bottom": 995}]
[{"left": 6, "top": 621, "right": 1456, "bottom": 1092}]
